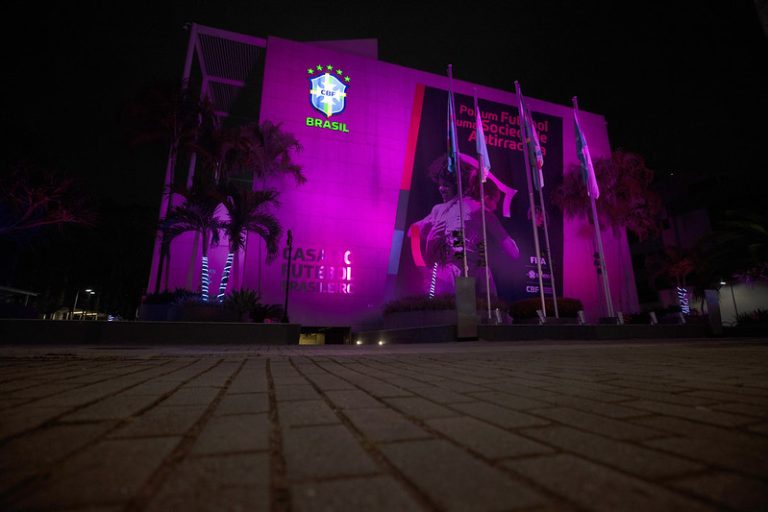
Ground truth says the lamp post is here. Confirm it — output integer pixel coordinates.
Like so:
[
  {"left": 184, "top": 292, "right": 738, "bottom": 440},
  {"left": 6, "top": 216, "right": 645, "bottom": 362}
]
[
  {"left": 72, "top": 288, "right": 94, "bottom": 320},
  {"left": 281, "top": 230, "right": 293, "bottom": 323}
]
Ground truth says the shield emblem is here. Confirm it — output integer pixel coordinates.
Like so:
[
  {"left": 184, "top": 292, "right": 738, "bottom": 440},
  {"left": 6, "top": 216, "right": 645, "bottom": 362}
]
[{"left": 309, "top": 73, "right": 348, "bottom": 117}]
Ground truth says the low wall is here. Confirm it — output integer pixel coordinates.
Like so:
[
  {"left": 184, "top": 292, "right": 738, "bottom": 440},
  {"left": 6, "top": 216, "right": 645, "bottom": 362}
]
[
  {"left": 354, "top": 323, "right": 713, "bottom": 344},
  {"left": 0, "top": 320, "right": 301, "bottom": 345}
]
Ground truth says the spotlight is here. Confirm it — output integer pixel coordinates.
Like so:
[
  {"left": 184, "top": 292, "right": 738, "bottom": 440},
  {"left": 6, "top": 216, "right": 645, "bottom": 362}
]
[
  {"left": 355, "top": 340, "right": 363, "bottom": 345},
  {"left": 719, "top": 281, "right": 726, "bottom": 286},
  {"left": 377, "top": 340, "right": 385, "bottom": 346}
]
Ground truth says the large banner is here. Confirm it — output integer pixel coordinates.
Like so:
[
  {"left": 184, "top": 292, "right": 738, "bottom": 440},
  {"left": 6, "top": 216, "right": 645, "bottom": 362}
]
[{"left": 395, "top": 86, "right": 563, "bottom": 305}]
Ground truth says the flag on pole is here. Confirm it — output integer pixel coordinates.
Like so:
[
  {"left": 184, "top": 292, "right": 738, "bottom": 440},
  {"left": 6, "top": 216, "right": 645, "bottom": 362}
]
[
  {"left": 522, "top": 103, "right": 545, "bottom": 190},
  {"left": 473, "top": 96, "right": 491, "bottom": 182},
  {"left": 447, "top": 90, "right": 460, "bottom": 174},
  {"left": 573, "top": 107, "right": 600, "bottom": 199}
]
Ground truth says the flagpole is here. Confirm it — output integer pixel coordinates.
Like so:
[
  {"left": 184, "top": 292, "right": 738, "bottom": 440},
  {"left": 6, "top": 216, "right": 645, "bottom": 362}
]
[
  {"left": 573, "top": 97, "right": 614, "bottom": 318},
  {"left": 530, "top": 123, "right": 560, "bottom": 319},
  {"left": 536, "top": 177, "right": 559, "bottom": 318},
  {"left": 515, "top": 81, "right": 547, "bottom": 317},
  {"left": 474, "top": 91, "right": 492, "bottom": 321},
  {"left": 448, "top": 65, "right": 469, "bottom": 278}
]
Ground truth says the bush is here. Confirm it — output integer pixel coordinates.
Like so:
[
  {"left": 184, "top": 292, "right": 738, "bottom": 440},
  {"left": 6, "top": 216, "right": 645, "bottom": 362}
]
[
  {"left": 252, "top": 303, "right": 284, "bottom": 323},
  {"left": 509, "top": 297, "right": 583, "bottom": 319},
  {"left": 224, "top": 289, "right": 261, "bottom": 318},
  {"left": 384, "top": 294, "right": 511, "bottom": 315},
  {"left": 736, "top": 308, "right": 768, "bottom": 325},
  {"left": 143, "top": 289, "right": 197, "bottom": 305}
]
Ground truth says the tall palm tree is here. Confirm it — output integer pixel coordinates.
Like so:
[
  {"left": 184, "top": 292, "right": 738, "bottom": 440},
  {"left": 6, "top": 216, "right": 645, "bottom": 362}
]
[
  {"left": 161, "top": 187, "right": 221, "bottom": 302},
  {"left": 126, "top": 82, "right": 216, "bottom": 292},
  {"left": 242, "top": 120, "right": 305, "bottom": 189},
  {"left": 216, "top": 187, "right": 281, "bottom": 300},
  {"left": 697, "top": 209, "right": 768, "bottom": 286}
]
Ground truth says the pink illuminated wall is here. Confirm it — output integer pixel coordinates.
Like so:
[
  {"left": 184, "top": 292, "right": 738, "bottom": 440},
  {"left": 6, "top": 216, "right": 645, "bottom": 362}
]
[{"left": 158, "top": 35, "right": 639, "bottom": 325}]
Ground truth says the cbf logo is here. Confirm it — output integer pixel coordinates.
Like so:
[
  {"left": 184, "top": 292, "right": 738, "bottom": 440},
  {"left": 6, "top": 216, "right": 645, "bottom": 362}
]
[{"left": 306, "top": 64, "right": 350, "bottom": 133}]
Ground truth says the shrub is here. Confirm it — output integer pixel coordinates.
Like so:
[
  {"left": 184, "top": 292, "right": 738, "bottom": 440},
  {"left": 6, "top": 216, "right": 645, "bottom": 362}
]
[
  {"left": 224, "top": 289, "right": 261, "bottom": 317},
  {"left": 142, "top": 289, "right": 196, "bottom": 305},
  {"left": 736, "top": 308, "right": 768, "bottom": 325},
  {"left": 384, "top": 294, "right": 511, "bottom": 315},
  {"left": 252, "top": 303, "right": 284, "bottom": 323},
  {"left": 509, "top": 297, "right": 583, "bottom": 319}
]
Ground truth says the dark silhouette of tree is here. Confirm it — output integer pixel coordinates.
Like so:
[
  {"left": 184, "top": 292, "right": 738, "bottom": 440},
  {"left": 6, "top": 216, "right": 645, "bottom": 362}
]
[
  {"left": 0, "top": 162, "right": 92, "bottom": 237},
  {"left": 697, "top": 209, "right": 768, "bottom": 286},
  {"left": 216, "top": 187, "right": 281, "bottom": 300},
  {"left": 552, "top": 150, "right": 663, "bottom": 240},
  {"left": 160, "top": 186, "right": 221, "bottom": 302}
]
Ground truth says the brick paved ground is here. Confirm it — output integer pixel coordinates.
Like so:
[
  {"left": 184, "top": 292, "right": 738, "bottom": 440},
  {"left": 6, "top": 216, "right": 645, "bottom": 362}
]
[{"left": 0, "top": 338, "right": 767, "bottom": 511}]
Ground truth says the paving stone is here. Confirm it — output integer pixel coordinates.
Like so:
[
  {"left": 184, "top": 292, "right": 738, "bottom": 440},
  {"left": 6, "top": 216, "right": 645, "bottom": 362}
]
[
  {"left": 344, "top": 407, "right": 431, "bottom": 443},
  {"left": 599, "top": 387, "right": 719, "bottom": 406},
  {"left": 9, "top": 382, "right": 83, "bottom": 399},
  {"left": 468, "top": 390, "right": 548, "bottom": 410},
  {"left": 406, "top": 385, "right": 476, "bottom": 404},
  {"left": 631, "top": 415, "right": 768, "bottom": 449},
  {"left": 503, "top": 454, "right": 714, "bottom": 512},
  {"left": 227, "top": 367, "right": 268, "bottom": 393},
  {"left": 146, "top": 453, "right": 269, "bottom": 512},
  {"left": 426, "top": 416, "right": 553, "bottom": 459},
  {"left": 61, "top": 393, "right": 158, "bottom": 421},
  {"left": 644, "top": 436, "right": 768, "bottom": 478},
  {"left": 347, "top": 378, "right": 413, "bottom": 398},
  {"left": 622, "top": 400, "right": 755, "bottom": 427},
  {"left": 684, "top": 389, "right": 768, "bottom": 407},
  {"left": 162, "top": 386, "right": 219, "bottom": 406},
  {"left": 191, "top": 413, "right": 270, "bottom": 455},
  {"left": 670, "top": 471, "right": 768, "bottom": 512},
  {"left": 0, "top": 422, "right": 115, "bottom": 494},
  {"left": 748, "top": 422, "right": 768, "bottom": 436},
  {"left": 0, "top": 406, "right": 70, "bottom": 440},
  {"left": 522, "top": 425, "right": 702, "bottom": 478},
  {"left": 384, "top": 396, "right": 458, "bottom": 420},
  {"left": 292, "top": 475, "right": 423, "bottom": 512},
  {"left": 121, "top": 379, "right": 182, "bottom": 396},
  {"left": 530, "top": 407, "right": 665, "bottom": 440},
  {"left": 324, "top": 389, "right": 384, "bottom": 409},
  {"left": 214, "top": 392, "right": 269, "bottom": 416},
  {"left": 278, "top": 400, "right": 340, "bottom": 427},
  {"left": 304, "top": 373, "right": 357, "bottom": 391},
  {"left": 110, "top": 405, "right": 206, "bottom": 438},
  {"left": 380, "top": 439, "right": 546, "bottom": 511},
  {"left": 450, "top": 401, "right": 549, "bottom": 429},
  {"left": 710, "top": 401, "right": 768, "bottom": 418},
  {"left": 602, "top": 378, "right": 695, "bottom": 394},
  {"left": 6, "top": 437, "right": 180, "bottom": 510},
  {"left": 282, "top": 424, "right": 378, "bottom": 480},
  {"left": 275, "top": 384, "right": 321, "bottom": 401},
  {"left": 432, "top": 379, "right": 488, "bottom": 394}
]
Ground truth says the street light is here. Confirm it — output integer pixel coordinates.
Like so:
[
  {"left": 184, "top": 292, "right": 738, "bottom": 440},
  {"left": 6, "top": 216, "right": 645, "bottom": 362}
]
[{"left": 72, "top": 288, "right": 95, "bottom": 320}]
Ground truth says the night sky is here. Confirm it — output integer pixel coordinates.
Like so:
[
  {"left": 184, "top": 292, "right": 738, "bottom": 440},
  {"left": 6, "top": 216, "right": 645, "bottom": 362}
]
[
  {"left": 1, "top": 1, "right": 766, "bottom": 311},
  {"left": 3, "top": 1, "right": 766, "bottom": 203}
]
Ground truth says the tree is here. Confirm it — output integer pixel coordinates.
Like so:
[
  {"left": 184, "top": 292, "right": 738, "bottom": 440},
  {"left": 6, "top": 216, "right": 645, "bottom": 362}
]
[
  {"left": 216, "top": 187, "right": 281, "bottom": 300},
  {"left": 124, "top": 82, "right": 215, "bottom": 292},
  {"left": 160, "top": 186, "right": 221, "bottom": 302},
  {"left": 697, "top": 209, "right": 768, "bottom": 286},
  {"left": 0, "top": 162, "right": 92, "bottom": 237},
  {"left": 552, "top": 150, "right": 663, "bottom": 240},
  {"left": 646, "top": 246, "right": 698, "bottom": 289}
]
